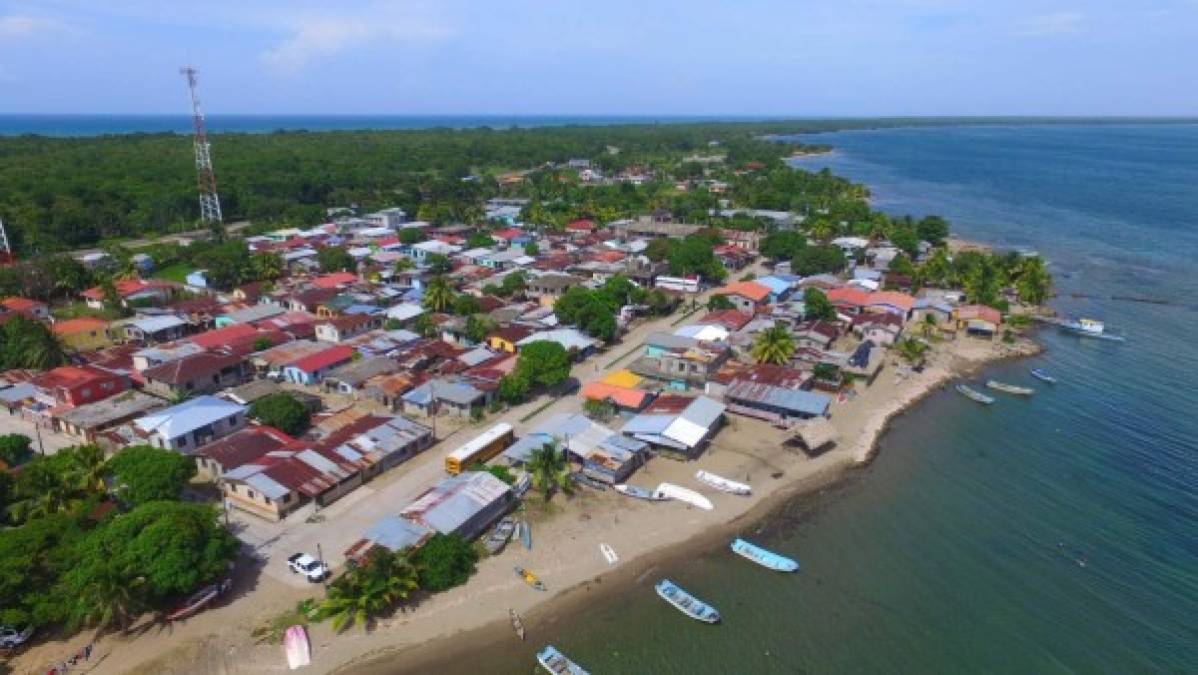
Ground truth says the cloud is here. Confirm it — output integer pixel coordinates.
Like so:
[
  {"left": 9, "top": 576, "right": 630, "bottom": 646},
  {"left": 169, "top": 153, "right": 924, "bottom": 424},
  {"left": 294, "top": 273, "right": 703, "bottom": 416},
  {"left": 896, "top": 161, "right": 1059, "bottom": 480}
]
[
  {"left": 261, "top": 4, "right": 451, "bottom": 71},
  {"left": 1016, "top": 11, "right": 1085, "bottom": 36},
  {"left": 0, "top": 14, "right": 64, "bottom": 38}
]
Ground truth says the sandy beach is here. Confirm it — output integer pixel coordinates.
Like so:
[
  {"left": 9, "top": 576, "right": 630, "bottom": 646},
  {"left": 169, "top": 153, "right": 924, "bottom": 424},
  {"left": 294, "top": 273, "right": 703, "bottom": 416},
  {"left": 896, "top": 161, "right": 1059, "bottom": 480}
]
[{"left": 7, "top": 324, "right": 1039, "bottom": 675}]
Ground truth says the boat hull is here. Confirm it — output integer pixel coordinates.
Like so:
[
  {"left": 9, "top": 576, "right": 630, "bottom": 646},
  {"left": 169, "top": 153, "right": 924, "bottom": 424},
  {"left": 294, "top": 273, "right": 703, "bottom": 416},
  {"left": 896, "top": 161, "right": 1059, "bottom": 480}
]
[
  {"left": 537, "top": 645, "right": 589, "bottom": 675},
  {"left": 655, "top": 579, "right": 721, "bottom": 623},
  {"left": 1030, "top": 368, "right": 1057, "bottom": 384},
  {"left": 656, "top": 482, "right": 714, "bottom": 510},
  {"left": 283, "top": 625, "right": 311, "bottom": 670},
  {"left": 615, "top": 484, "right": 669, "bottom": 501},
  {"left": 695, "top": 470, "right": 751, "bottom": 495},
  {"left": 731, "top": 538, "right": 799, "bottom": 572},
  {"left": 956, "top": 384, "right": 995, "bottom": 404},
  {"left": 985, "top": 380, "right": 1035, "bottom": 396}
]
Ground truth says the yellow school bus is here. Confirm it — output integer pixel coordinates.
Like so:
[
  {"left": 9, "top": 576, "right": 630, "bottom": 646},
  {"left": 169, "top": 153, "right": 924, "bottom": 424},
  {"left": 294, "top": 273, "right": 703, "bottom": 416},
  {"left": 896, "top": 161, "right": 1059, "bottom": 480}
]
[{"left": 445, "top": 422, "right": 514, "bottom": 474}]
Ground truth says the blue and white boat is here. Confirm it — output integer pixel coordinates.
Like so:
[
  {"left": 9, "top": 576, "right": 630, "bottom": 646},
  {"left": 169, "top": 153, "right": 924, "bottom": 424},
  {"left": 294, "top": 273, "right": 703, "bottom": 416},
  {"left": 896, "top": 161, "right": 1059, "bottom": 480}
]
[
  {"left": 655, "top": 579, "right": 721, "bottom": 623},
  {"left": 1030, "top": 368, "right": 1057, "bottom": 384},
  {"left": 731, "top": 538, "right": 799, "bottom": 572},
  {"left": 537, "top": 645, "right": 589, "bottom": 675}
]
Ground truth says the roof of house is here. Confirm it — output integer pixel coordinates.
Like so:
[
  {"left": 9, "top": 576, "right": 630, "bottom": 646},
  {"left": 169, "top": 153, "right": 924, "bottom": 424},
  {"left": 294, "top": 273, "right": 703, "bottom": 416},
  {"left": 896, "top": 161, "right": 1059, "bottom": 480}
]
[
  {"left": 697, "top": 309, "right": 754, "bottom": 331},
  {"left": 725, "top": 378, "right": 830, "bottom": 417},
  {"left": 288, "top": 345, "right": 356, "bottom": 373},
  {"left": 189, "top": 323, "right": 259, "bottom": 350},
  {"left": 488, "top": 324, "right": 533, "bottom": 344},
  {"left": 223, "top": 304, "right": 287, "bottom": 324},
  {"left": 826, "top": 287, "right": 872, "bottom": 307},
  {"left": 193, "top": 425, "right": 297, "bottom": 471},
  {"left": 400, "top": 471, "right": 511, "bottom": 535},
  {"left": 866, "top": 291, "right": 915, "bottom": 313},
  {"left": 127, "top": 315, "right": 186, "bottom": 333},
  {"left": 312, "top": 272, "right": 358, "bottom": 289},
  {"left": 516, "top": 328, "right": 597, "bottom": 352},
  {"left": 957, "top": 304, "right": 1002, "bottom": 324},
  {"left": 52, "top": 317, "right": 108, "bottom": 335},
  {"left": 134, "top": 395, "right": 246, "bottom": 439},
  {"left": 601, "top": 369, "right": 642, "bottom": 388},
  {"left": 55, "top": 390, "right": 164, "bottom": 429},
  {"left": 3, "top": 297, "right": 44, "bottom": 311},
  {"left": 324, "top": 356, "right": 399, "bottom": 387},
  {"left": 401, "top": 378, "right": 485, "bottom": 406},
  {"left": 222, "top": 378, "right": 282, "bottom": 405},
  {"left": 142, "top": 351, "right": 244, "bottom": 385},
  {"left": 33, "top": 364, "right": 118, "bottom": 391},
  {"left": 81, "top": 278, "right": 174, "bottom": 301},
  {"left": 713, "top": 281, "right": 771, "bottom": 302},
  {"left": 623, "top": 395, "right": 725, "bottom": 449},
  {"left": 581, "top": 381, "right": 652, "bottom": 409}
]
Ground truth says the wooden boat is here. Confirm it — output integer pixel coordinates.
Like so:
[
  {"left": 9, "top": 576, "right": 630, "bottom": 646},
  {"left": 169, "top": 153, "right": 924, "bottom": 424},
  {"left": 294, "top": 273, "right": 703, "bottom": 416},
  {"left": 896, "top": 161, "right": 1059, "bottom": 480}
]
[
  {"left": 956, "top": 384, "right": 995, "bottom": 405},
  {"left": 985, "top": 380, "right": 1035, "bottom": 396},
  {"left": 600, "top": 543, "right": 618, "bottom": 565},
  {"left": 731, "top": 538, "right": 798, "bottom": 572},
  {"left": 521, "top": 520, "right": 532, "bottom": 550},
  {"left": 283, "top": 625, "right": 311, "bottom": 670},
  {"left": 695, "top": 470, "right": 751, "bottom": 495},
  {"left": 537, "top": 645, "right": 589, "bottom": 675},
  {"left": 509, "top": 608, "right": 525, "bottom": 641},
  {"left": 656, "top": 482, "right": 714, "bottom": 510},
  {"left": 166, "top": 578, "right": 231, "bottom": 621},
  {"left": 483, "top": 517, "right": 517, "bottom": 555},
  {"left": 570, "top": 472, "right": 608, "bottom": 491},
  {"left": 614, "top": 484, "right": 669, "bottom": 501},
  {"left": 1030, "top": 368, "right": 1057, "bottom": 384},
  {"left": 655, "top": 579, "right": 721, "bottom": 624},
  {"left": 514, "top": 566, "right": 546, "bottom": 591}
]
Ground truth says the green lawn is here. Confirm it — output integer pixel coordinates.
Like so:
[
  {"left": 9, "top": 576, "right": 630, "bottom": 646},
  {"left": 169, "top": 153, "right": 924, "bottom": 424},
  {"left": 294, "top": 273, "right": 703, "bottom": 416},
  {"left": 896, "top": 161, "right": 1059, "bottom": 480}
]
[{"left": 153, "top": 262, "right": 195, "bottom": 284}]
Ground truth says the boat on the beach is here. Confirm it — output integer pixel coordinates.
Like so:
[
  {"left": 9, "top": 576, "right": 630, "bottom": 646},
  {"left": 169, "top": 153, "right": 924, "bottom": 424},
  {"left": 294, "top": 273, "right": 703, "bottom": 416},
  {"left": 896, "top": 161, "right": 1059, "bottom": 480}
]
[
  {"left": 483, "top": 517, "right": 517, "bottom": 555},
  {"left": 956, "top": 384, "right": 995, "bottom": 405},
  {"left": 695, "top": 470, "right": 751, "bottom": 495},
  {"left": 283, "top": 625, "right": 311, "bottom": 670},
  {"left": 1059, "top": 317, "right": 1126, "bottom": 341},
  {"left": 537, "top": 645, "right": 590, "bottom": 675},
  {"left": 509, "top": 608, "right": 525, "bottom": 641},
  {"left": 521, "top": 520, "right": 532, "bottom": 550},
  {"left": 600, "top": 543, "right": 618, "bottom": 565},
  {"left": 614, "top": 484, "right": 669, "bottom": 501},
  {"left": 656, "top": 482, "right": 714, "bottom": 510},
  {"left": 514, "top": 566, "right": 546, "bottom": 591},
  {"left": 570, "top": 472, "right": 608, "bottom": 491},
  {"left": 655, "top": 579, "right": 721, "bottom": 624},
  {"left": 986, "top": 380, "right": 1035, "bottom": 396},
  {"left": 1030, "top": 368, "right": 1057, "bottom": 384},
  {"left": 730, "top": 538, "right": 799, "bottom": 572},
  {"left": 166, "top": 578, "right": 231, "bottom": 621}
]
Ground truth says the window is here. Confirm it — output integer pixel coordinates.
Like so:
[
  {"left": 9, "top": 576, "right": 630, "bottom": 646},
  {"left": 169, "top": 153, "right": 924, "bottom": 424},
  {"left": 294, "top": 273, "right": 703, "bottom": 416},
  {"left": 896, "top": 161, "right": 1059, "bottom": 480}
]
[
  {"left": 177, "top": 436, "right": 187, "bottom": 447},
  {"left": 247, "top": 489, "right": 255, "bottom": 499}
]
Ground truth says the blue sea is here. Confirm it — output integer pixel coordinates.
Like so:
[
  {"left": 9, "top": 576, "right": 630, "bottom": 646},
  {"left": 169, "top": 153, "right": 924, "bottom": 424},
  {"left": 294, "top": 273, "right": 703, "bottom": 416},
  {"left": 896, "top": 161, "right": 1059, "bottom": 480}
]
[
  {"left": 0, "top": 114, "right": 779, "bottom": 137},
  {"left": 378, "top": 125, "right": 1198, "bottom": 673}
]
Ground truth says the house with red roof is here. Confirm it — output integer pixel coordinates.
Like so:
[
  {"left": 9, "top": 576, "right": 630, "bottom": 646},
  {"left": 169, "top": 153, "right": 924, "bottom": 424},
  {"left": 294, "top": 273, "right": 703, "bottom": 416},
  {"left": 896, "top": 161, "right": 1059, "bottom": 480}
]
[
  {"left": 52, "top": 317, "right": 112, "bottom": 351},
  {"left": 711, "top": 281, "right": 772, "bottom": 314},
  {"left": 142, "top": 351, "right": 249, "bottom": 399},
  {"left": 955, "top": 304, "right": 1002, "bottom": 338},
  {"left": 312, "top": 271, "right": 359, "bottom": 289},
  {"left": 1, "top": 297, "right": 49, "bottom": 320},
  {"left": 282, "top": 345, "right": 356, "bottom": 385},
  {"left": 566, "top": 219, "right": 596, "bottom": 235},
  {"left": 33, "top": 365, "right": 129, "bottom": 407},
  {"left": 697, "top": 309, "right": 754, "bottom": 332},
  {"left": 188, "top": 323, "right": 259, "bottom": 350},
  {"left": 81, "top": 278, "right": 174, "bottom": 310},
  {"left": 864, "top": 291, "right": 915, "bottom": 319}
]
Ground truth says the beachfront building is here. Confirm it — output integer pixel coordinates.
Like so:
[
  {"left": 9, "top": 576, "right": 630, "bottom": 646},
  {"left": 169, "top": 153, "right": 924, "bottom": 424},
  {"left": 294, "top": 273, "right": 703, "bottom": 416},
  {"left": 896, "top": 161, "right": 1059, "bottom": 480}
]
[
  {"left": 719, "top": 364, "right": 831, "bottom": 423},
  {"left": 133, "top": 395, "right": 247, "bottom": 452},
  {"left": 621, "top": 395, "right": 726, "bottom": 459},
  {"left": 400, "top": 471, "right": 516, "bottom": 541},
  {"left": 503, "top": 413, "right": 649, "bottom": 484},
  {"left": 955, "top": 305, "right": 1002, "bottom": 338},
  {"left": 629, "top": 332, "right": 732, "bottom": 390}
]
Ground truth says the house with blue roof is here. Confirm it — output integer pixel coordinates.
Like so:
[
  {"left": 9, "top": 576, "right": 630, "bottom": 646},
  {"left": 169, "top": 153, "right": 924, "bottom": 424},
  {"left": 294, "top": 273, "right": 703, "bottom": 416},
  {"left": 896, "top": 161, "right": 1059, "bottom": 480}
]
[{"left": 133, "top": 395, "right": 247, "bottom": 452}]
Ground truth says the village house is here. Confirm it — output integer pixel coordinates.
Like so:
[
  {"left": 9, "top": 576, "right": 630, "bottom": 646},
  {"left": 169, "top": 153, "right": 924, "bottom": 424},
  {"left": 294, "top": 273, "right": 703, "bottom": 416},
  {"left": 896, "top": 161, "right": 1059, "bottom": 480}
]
[
  {"left": 955, "top": 304, "right": 1002, "bottom": 338},
  {"left": 192, "top": 424, "right": 297, "bottom": 480},
  {"left": 32, "top": 365, "right": 129, "bottom": 408},
  {"left": 515, "top": 328, "right": 600, "bottom": 360},
  {"left": 322, "top": 356, "right": 400, "bottom": 395},
  {"left": 52, "top": 318, "right": 112, "bottom": 351},
  {"left": 852, "top": 312, "right": 905, "bottom": 346},
  {"left": 1, "top": 297, "right": 49, "bottom": 320},
  {"left": 630, "top": 332, "right": 732, "bottom": 390},
  {"left": 718, "top": 363, "right": 830, "bottom": 423},
  {"left": 486, "top": 324, "right": 533, "bottom": 354},
  {"left": 282, "top": 345, "right": 357, "bottom": 385},
  {"left": 621, "top": 394, "right": 726, "bottom": 459},
  {"left": 503, "top": 413, "right": 648, "bottom": 484},
  {"left": 120, "top": 315, "right": 188, "bottom": 345},
  {"left": 133, "top": 395, "right": 247, "bottom": 452},
  {"left": 81, "top": 278, "right": 175, "bottom": 310},
  {"left": 401, "top": 377, "right": 491, "bottom": 417},
  {"left": 711, "top": 280, "right": 772, "bottom": 314},
  {"left": 142, "top": 350, "right": 248, "bottom": 399},
  {"left": 54, "top": 390, "right": 164, "bottom": 445},
  {"left": 793, "top": 320, "right": 840, "bottom": 350},
  {"left": 399, "top": 471, "right": 515, "bottom": 541},
  {"left": 315, "top": 314, "right": 383, "bottom": 343},
  {"left": 526, "top": 273, "right": 583, "bottom": 307}
]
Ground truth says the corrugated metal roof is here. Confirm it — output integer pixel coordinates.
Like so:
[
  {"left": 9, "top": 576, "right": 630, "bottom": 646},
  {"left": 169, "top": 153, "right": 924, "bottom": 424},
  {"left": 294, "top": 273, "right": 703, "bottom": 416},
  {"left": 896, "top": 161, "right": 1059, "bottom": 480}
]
[
  {"left": 134, "top": 395, "right": 245, "bottom": 439},
  {"left": 245, "top": 473, "right": 290, "bottom": 500},
  {"left": 364, "top": 515, "right": 431, "bottom": 552},
  {"left": 726, "top": 381, "right": 830, "bottom": 417},
  {"left": 400, "top": 471, "right": 511, "bottom": 535}
]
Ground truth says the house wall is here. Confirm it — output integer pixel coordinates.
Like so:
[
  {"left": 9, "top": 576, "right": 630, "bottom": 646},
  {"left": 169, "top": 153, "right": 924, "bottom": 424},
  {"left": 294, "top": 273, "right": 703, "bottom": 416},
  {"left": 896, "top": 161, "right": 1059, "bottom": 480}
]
[
  {"left": 155, "top": 412, "right": 246, "bottom": 452},
  {"left": 58, "top": 329, "right": 112, "bottom": 351},
  {"left": 223, "top": 482, "right": 293, "bottom": 521}
]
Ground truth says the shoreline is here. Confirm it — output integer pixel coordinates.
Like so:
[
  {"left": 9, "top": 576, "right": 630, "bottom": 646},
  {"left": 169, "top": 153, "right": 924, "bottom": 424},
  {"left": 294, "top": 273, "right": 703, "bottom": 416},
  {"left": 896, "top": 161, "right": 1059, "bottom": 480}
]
[{"left": 336, "top": 337, "right": 1042, "bottom": 675}]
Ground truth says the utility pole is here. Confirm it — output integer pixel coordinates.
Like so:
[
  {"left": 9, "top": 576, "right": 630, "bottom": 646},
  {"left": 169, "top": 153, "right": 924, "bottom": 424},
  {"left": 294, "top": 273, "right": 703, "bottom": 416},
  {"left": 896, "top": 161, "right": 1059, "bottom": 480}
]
[{"left": 179, "top": 67, "right": 225, "bottom": 235}]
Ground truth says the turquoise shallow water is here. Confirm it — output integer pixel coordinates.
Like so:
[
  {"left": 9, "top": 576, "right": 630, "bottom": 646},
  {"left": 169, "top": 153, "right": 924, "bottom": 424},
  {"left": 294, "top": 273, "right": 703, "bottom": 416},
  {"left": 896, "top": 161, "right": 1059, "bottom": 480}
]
[{"left": 378, "top": 125, "right": 1198, "bottom": 673}]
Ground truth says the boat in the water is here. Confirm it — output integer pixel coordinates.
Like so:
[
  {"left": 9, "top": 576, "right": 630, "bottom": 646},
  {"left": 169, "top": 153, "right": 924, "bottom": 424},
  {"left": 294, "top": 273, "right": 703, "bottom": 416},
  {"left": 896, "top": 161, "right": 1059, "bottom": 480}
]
[
  {"left": 166, "top": 579, "right": 231, "bottom": 621},
  {"left": 1059, "top": 318, "right": 1126, "bottom": 342},
  {"left": 570, "top": 472, "right": 608, "bottom": 491},
  {"left": 614, "top": 484, "right": 669, "bottom": 501},
  {"left": 695, "top": 470, "right": 751, "bottom": 495},
  {"left": 956, "top": 384, "right": 995, "bottom": 405},
  {"left": 985, "top": 380, "right": 1035, "bottom": 396},
  {"left": 655, "top": 579, "right": 721, "bottom": 623},
  {"left": 483, "top": 517, "right": 517, "bottom": 555},
  {"left": 537, "top": 645, "right": 589, "bottom": 675},
  {"left": 600, "top": 543, "right": 618, "bottom": 565},
  {"left": 1030, "top": 368, "right": 1057, "bottom": 384},
  {"left": 509, "top": 608, "right": 525, "bottom": 641},
  {"left": 283, "top": 625, "right": 311, "bottom": 670},
  {"left": 656, "top": 482, "right": 714, "bottom": 510},
  {"left": 521, "top": 520, "right": 532, "bottom": 550},
  {"left": 730, "top": 538, "right": 799, "bottom": 572},
  {"left": 514, "top": 566, "right": 546, "bottom": 591}
]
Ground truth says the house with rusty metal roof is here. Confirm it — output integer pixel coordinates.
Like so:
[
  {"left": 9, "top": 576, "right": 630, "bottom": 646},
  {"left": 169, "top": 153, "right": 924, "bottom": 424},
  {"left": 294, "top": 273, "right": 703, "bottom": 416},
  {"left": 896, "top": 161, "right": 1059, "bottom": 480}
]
[{"left": 399, "top": 471, "right": 515, "bottom": 541}]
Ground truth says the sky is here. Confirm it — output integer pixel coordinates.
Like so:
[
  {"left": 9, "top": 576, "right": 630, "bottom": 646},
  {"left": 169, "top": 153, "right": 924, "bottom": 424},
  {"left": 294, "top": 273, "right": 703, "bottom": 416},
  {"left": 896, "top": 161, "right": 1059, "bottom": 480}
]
[{"left": 1, "top": 0, "right": 1197, "bottom": 116}]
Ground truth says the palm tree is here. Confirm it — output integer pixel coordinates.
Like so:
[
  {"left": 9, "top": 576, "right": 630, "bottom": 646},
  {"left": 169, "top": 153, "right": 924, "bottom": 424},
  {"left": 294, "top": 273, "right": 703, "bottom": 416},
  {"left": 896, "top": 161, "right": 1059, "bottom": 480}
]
[
  {"left": 896, "top": 337, "right": 928, "bottom": 363},
  {"left": 68, "top": 559, "right": 145, "bottom": 631},
  {"left": 250, "top": 252, "right": 284, "bottom": 281},
  {"left": 66, "top": 444, "right": 109, "bottom": 494},
  {"left": 806, "top": 220, "right": 835, "bottom": 243},
  {"left": 1014, "top": 256, "right": 1051, "bottom": 305},
  {"left": 6, "top": 462, "right": 73, "bottom": 522},
  {"left": 422, "top": 276, "right": 455, "bottom": 313},
  {"left": 320, "top": 550, "right": 418, "bottom": 632},
  {"left": 526, "top": 443, "right": 572, "bottom": 502},
  {"left": 751, "top": 322, "right": 795, "bottom": 365}
]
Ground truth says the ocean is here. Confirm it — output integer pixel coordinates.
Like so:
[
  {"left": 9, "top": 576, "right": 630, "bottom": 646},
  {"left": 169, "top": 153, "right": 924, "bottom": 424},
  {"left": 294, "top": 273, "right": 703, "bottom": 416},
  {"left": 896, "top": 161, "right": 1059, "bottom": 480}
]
[
  {"left": 396, "top": 124, "right": 1198, "bottom": 673},
  {"left": 0, "top": 114, "right": 778, "bottom": 137}
]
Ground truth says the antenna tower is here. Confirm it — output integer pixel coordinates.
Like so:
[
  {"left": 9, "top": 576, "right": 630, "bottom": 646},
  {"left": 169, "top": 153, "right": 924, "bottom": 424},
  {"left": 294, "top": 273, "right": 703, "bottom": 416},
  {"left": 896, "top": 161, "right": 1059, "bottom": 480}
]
[{"left": 180, "top": 66, "right": 223, "bottom": 225}]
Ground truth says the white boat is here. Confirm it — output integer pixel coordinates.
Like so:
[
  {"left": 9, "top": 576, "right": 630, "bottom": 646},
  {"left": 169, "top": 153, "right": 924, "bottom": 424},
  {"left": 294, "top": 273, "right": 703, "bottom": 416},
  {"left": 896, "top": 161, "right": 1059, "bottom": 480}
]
[
  {"left": 695, "top": 470, "right": 751, "bottom": 495},
  {"left": 656, "top": 482, "right": 714, "bottom": 510},
  {"left": 537, "top": 645, "right": 589, "bottom": 675},
  {"left": 985, "top": 380, "right": 1035, "bottom": 396},
  {"left": 956, "top": 384, "right": 995, "bottom": 405},
  {"left": 615, "top": 484, "right": 670, "bottom": 501},
  {"left": 1060, "top": 317, "right": 1126, "bottom": 342},
  {"left": 283, "top": 625, "right": 311, "bottom": 670},
  {"left": 600, "top": 543, "right": 618, "bottom": 565},
  {"left": 655, "top": 579, "right": 721, "bottom": 623}
]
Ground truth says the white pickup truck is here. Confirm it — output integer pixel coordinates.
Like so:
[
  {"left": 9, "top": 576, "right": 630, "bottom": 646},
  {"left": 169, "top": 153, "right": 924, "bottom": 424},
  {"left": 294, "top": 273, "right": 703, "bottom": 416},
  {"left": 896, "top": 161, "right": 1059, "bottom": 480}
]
[{"left": 286, "top": 552, "right": 330, "bottom": 583}]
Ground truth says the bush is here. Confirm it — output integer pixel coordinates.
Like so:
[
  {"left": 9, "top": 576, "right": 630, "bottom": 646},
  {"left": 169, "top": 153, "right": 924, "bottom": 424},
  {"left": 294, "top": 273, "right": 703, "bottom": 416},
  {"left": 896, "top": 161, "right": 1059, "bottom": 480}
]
[
  {"left": 108, "top": 445, "right": 197, "bottom": 506},
  {"left": 413, "top": 534, "right": 478, "bottom": 592},
  {"left": 249, "top": 393, "right": 311, "bottom": 435},
  {"left": 0, "top": 434, "right": 32, "bottom": 467}
]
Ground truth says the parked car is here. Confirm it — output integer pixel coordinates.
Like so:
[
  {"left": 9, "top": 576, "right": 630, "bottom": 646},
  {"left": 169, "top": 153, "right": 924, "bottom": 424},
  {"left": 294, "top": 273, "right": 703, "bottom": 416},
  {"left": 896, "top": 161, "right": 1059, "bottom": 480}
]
[
  {"left": 0, "top": 625, "right": 33, "bottom": 650},
  {"left": 287, "top": 552, "right": 330, "bottom": 582}
]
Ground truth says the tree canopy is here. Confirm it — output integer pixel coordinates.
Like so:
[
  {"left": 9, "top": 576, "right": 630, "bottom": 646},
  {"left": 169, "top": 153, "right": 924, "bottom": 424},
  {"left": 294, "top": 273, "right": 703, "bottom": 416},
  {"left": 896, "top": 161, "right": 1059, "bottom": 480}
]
[
  {"left": 108, "top": 445, "right": 197, "bottom": 507},
  {"left": 248, "top": 392, "right": 311, "bottom": 436},
  {"left": 412, "top": 533, "right": 478, "bottom": 592}
]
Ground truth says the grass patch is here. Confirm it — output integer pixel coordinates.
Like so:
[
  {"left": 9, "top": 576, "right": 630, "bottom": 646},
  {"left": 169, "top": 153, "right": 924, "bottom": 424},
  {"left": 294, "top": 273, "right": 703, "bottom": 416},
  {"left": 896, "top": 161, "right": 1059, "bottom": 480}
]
[
  {"left": 251, "top": 603, "right": 313, "bottom": 645},
  {"left": 153, "top": 262, "right": 195, "bottom": 284},
  {"left": 49, "top": 301, "right": 124, "bottom": 321}
]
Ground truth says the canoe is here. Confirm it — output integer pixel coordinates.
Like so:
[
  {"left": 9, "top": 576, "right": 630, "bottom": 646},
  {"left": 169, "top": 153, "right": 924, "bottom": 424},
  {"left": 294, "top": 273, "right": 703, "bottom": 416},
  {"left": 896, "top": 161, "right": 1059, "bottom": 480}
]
[
  {"left": 521, "top": 520, "right": 532, "bottom": 550},
  {"left": 570, "top": 472, "right": 608, "bottom": 491},
  {"left": 509, "top": 608, "right": 525, "bottom": 641},
  {"left": 986, "top": 380, "right": 1034, "bottom": 396},
  {"left": 283, "top": 625, "right": 311, "bottom": 670},
  {"left": 955, "top": 384, "right": 995, "bottom": 405},
  {"left": 166, "top": 582, "right": 221, "bottom": 621},
  {"left": 656, "top": 483, "right": 714, "bottom": 510},
  {"left": 655, "top": 579, "right": 721, "bottom": 624},
  {"left": 537, "top": 645, "right": 590, "bottom": 675},
  {"left": 695, "top": 470, "right": 751, "bottom": 495},
  {"left": 484, "top": 517, "right": 517, "bottom": 555},
  {"left": 600, "top": 543, "right": 618, "bottom": 565},
  {"left": 614, "top": 484, "right": 669, "bottom": 501},
  {"left": 731, "top": 538, "right": 798, "bottom": 572},
  {"left": 1030, "top": 368, "right": 1057, "bottom": 384},
  {"left": 514, "top": 566, "right": 546, "bottom": 591}
]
